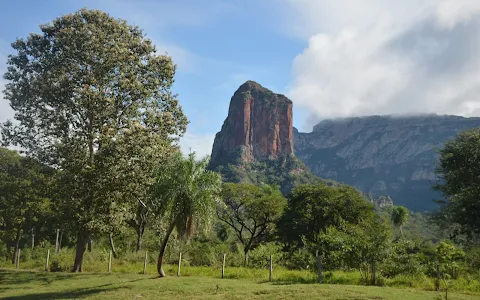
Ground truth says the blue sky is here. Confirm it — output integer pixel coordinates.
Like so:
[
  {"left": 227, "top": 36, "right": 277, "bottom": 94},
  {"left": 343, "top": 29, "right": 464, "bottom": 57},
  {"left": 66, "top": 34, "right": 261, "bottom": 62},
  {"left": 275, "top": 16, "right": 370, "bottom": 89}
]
[{"left": 1, "top": 0, "right": 479, "bottom": 156}]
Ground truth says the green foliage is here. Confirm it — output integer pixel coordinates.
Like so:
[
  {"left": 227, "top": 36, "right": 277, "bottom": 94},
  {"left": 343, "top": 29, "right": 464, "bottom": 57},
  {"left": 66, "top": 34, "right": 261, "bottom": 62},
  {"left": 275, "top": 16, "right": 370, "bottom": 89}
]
[
  {"left": 434, "top": 128, "right": 480, "bottom": 239},
  {"left": 432, "top": 241, "right": 465, "bottom": 279},
  {"left": 381, "top": 239, "right": 425, "bottom": 277},
  {"left": 314, "top": 216, "right": 391, "bottom": 283}
]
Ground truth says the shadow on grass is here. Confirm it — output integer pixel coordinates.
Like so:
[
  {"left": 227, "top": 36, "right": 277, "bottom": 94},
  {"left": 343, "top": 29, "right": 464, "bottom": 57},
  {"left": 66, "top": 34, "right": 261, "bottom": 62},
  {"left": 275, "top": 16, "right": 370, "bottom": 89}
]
[
  {"left": 2, "top": 286, "right": 124, "bottom": 300},
  {"left": 1, "top": 275, "right": 152, "bottom": 300},
  {"left": 0, "top": 269, "right": 82, "bottom": 286}
]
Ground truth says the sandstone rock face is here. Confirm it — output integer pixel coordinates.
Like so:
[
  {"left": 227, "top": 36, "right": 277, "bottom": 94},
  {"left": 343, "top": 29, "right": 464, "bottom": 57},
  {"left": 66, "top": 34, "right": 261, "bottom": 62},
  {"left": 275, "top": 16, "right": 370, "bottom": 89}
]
[
  {"left": 210, "top": 81, "right": 293, "bottom": 169},
  {"left": 294, "top": 114, "right": 480, "bottom": 211}
]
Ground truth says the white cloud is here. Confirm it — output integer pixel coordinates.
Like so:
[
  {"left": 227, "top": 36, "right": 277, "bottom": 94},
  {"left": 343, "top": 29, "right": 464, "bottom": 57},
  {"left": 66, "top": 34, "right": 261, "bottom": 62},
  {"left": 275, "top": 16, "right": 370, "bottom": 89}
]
[
  {"left": 178, "top": 132, "right": 215, "bottom": 158},
  {"left": 284, "top": 0, "right": 480, "bottom": 130},
  {"left": 435, "top": 0, "right": 480, "bottom": 29}
]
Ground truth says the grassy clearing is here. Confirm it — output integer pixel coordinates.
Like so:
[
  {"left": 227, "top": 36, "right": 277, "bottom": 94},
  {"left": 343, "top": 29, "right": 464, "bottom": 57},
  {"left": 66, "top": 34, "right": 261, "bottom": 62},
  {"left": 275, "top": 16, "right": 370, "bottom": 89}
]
[{"left": 1, "top": 269, "right": 479, "bottom": 300}]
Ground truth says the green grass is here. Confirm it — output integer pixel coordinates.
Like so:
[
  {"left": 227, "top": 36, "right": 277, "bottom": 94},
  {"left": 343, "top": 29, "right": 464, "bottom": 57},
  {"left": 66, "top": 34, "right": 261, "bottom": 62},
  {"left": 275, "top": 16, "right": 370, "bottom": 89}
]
[
  {"left": 1, "top": 269, "right": 479, "bottom": 300},
  {"left": 2, "top": 248, "right": 480, "bottom": 294}
]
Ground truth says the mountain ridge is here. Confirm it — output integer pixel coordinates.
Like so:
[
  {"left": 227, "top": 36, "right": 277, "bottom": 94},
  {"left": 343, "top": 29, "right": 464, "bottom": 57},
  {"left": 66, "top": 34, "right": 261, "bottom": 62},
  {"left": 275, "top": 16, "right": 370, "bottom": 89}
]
[{"left": 294, "top": 114, "right": 480, "bottom": 211}]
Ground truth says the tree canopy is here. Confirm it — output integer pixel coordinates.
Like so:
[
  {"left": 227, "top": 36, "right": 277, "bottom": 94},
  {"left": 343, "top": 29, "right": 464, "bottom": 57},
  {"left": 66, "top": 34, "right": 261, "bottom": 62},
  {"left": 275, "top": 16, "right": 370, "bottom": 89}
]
[
  {"left": 434, "top": 128, "right": 480, "bottom": 240},
  {"left": 278, "top": 183, "right": 376, "bottom": 250}
]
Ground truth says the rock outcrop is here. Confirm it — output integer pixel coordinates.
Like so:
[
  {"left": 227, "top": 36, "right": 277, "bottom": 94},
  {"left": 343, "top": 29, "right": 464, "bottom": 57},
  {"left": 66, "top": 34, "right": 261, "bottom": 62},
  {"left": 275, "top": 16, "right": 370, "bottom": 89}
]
[
  {"left": 209, "top": 81, "right": 293, "bottom": 169},
  {"left": 294, "top": 114, "right": 480, "bottom": 211}
]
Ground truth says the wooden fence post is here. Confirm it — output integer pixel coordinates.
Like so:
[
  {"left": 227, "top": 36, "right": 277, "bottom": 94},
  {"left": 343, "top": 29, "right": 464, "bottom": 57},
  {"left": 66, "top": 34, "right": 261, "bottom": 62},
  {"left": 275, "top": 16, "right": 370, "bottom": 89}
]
[
  {"left": 269, "top": 255, "right": 273, "bottom": 282},
  {"left": 143, "top": 251, "right": 148, "bottom": 274},
  {"left": 45, "top": 249, "right": 50, "bottom": 272},
  {"left": 222, "top": 253, "right": 226, "bottom": 279},
  {"left": 108, "top": 251, "right": 112, "bottom": 273},
  {"left": 177, "top": 252, "right": 182, "bottom": 277},
  {"left": 16, "top": 249, "right": 21, "bottom": 269}
]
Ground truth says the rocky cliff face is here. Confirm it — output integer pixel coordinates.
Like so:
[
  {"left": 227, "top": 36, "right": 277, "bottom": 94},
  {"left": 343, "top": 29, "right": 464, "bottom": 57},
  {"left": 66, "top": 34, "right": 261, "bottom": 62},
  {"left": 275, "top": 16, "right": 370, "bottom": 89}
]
[
  {"left": 294, "top": 114, "right": 480, "bottom": 211},
  {"left": 210, "top": 81, "right": 293, "bottom": 169}
]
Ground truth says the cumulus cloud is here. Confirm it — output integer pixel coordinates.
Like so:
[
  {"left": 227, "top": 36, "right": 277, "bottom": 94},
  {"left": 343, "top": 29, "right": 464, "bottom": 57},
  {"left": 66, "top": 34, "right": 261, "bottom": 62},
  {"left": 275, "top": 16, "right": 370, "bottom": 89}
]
[
  {"left": 178, "top": 132, "right": 216, "bottom": 158},
  {"left": 285, "top": 0, "right": 480, "bottom": 129}
]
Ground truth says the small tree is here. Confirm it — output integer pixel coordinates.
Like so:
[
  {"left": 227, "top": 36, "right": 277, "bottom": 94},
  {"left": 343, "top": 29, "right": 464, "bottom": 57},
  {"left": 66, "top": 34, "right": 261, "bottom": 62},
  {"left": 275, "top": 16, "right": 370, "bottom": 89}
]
[
  {"left": 150, "top": 152, "right": 221, "bottom": 277},
  {"left": 391, "top": 206, "right": 409, "bottom": 237},
  {"left": 217, "top": 183, "right": 287, "bottom": 265}
]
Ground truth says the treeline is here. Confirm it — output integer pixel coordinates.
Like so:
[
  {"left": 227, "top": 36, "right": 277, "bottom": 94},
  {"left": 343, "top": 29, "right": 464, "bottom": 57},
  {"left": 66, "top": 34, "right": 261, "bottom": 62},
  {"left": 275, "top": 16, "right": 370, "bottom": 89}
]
[{"left": 1, "top": 8, "right": 480, "bottom": 288}]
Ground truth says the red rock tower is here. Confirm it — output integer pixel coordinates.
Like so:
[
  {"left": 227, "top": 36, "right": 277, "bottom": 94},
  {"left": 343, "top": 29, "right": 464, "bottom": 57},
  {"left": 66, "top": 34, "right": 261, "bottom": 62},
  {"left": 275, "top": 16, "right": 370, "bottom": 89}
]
[{"left": 209, "top": 81, "right": 294, "bottom": 169}]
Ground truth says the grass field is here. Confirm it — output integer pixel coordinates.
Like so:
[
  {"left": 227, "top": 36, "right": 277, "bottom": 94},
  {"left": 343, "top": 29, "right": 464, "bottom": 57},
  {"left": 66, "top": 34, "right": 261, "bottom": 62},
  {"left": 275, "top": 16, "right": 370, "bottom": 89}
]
[{"left": 1, "top": 269, "right": 480, "bottom": 300}]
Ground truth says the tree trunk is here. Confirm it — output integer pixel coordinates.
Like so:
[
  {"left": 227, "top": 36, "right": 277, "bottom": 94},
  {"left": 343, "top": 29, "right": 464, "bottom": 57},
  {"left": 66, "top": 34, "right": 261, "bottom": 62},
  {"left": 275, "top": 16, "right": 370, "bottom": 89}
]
[
  {"left": 243, "top": 245, "right": 251, "bottom": 267},
  {"left": 108, "top": 233, "right": 118, "bottom": 259},
  {"left": 72, "top": 232, "right": 88, "bottom": 272},
  {"left": 55, "top": 229, "right": 60, "bottom": 253},
  {"left": 12, "top": 225, "right": 22, "bottom": 265},
  {"left": 316, "top": 251, "right": 323, "bottom": 284},
  {"left": 31, "top": 228, "right": 35, "bottom": 250},
  {"left": 87, "top": 236, "right": 92, "bottom": 252},
  {"left": 59, "top": 231, "right": 63, "bottom": 249},
  {"left": 157, "top": 221, "right": 176, "bottom": 277},
  {"left": 136, "top": 225, "right": 144, "bottom": 252},
  {"left": 6, "top": 242, "right": 12, "bottom": 262}
]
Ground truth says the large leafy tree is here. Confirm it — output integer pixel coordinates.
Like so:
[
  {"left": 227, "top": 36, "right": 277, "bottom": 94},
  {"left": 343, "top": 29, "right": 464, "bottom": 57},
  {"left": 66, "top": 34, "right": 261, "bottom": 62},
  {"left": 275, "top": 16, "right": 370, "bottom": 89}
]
[
  {"left": 217, "top": 183, "right": 287, "bottom": 265},
  {"left": 0, "top": 148, "right": 53, "bottom": 263},
  {"left": 434, "top": 128, "right": 480, "bottom": 240},
  {"left": 151, "top": 152, "right": 222, "bottom": 277},
  {"left": 1, "top": 9, "right": 187, "bottom": 272},
  {"left": 278, "top": 183, "right": 376, "bottom": 250}
]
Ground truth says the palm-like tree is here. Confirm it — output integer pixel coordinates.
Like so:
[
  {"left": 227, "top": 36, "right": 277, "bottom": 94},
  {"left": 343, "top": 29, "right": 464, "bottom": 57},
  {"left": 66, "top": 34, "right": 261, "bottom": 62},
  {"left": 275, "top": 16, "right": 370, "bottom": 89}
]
[
  {"left": 151, "top": 152, "right": 222, "bottom": 277},
  {"left": 391, "top": 206, "right": 409, "bottom": 237}
]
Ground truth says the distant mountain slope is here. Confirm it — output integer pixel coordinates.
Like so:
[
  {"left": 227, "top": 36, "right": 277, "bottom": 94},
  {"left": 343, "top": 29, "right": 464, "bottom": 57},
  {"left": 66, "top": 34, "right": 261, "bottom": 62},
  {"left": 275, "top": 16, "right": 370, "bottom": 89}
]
[{"left": 294, "top": 114, "right": 480, "bottom": 211}]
